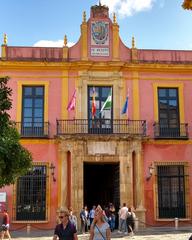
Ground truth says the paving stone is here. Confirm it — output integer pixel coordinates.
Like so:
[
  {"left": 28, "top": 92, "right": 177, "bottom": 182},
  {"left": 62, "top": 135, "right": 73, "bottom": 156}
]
[{"left": 9, "top": 228, "right": 192, "bottom": 240}]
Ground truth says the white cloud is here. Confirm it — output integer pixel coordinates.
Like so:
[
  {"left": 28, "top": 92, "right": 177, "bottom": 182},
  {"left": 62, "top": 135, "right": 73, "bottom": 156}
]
[
  {"left": 33, "top": 40, "right": 75, "bottom": 48},
  {"left": 100, "top": 0, "right": 155, "bottom": 17}
]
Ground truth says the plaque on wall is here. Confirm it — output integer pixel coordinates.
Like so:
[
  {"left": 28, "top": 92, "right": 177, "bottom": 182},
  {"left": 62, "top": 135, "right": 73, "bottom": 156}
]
[{"left": 91, "top": 47, "right": 109, "bottom": 56}]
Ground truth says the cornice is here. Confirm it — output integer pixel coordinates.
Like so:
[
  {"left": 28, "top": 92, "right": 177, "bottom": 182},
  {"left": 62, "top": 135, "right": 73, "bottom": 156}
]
[
  {"left": 145, "top": 139, "right": 192, "bottom": 145},
  {"left": 1, "top": 60, "right": 192, "bottom": 73}
]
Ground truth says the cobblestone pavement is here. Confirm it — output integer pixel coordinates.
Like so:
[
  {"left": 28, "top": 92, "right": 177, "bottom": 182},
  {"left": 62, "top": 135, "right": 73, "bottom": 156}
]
[{"left": 9, "top": 228, "right": 192, "bottom": 240}]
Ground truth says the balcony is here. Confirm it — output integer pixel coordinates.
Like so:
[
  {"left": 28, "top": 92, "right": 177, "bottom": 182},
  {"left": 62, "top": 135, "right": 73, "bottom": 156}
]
[
  {"left": 56, "top": 119, "right": 146, "bottom": 136},
  {"left": 15, "top": 122, "right": 49, "bottom": 138},
  {"left": 153, "top": 122, "right": 188, "bottom": 140}
]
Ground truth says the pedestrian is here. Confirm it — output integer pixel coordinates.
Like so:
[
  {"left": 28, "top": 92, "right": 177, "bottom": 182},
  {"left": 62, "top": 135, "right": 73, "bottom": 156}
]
[
  {"left": 89, "top": 205, "right": 96, "bottom": 226},
  {"left": 68, "top": 207, "right": 78, "bottom": 230},
  {"left": 126, "top": 206, "right": 136, "bottom": 237},
  {"left": 80, "top": 205, "right": 89, "bottom": 234},
  {"left": 52, "top": 209, "right": 78, "bottom": 240},
  {"left": 0, "top": 209, "right": 11, "bottom": 240},
  {"left": 89, "top": 205, "right": 111, "bottom": 240},
  {"left": 109, "top": 203, "right": 116, "bottom": 231},
  {"left": 118, "top": 203, "right": 128, "bottom": 234}
]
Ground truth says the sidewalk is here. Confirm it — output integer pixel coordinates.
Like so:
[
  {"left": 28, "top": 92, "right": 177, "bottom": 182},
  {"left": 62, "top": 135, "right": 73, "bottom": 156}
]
[{"left": 9, "top": 227, "right": 192, "bottom": 240}]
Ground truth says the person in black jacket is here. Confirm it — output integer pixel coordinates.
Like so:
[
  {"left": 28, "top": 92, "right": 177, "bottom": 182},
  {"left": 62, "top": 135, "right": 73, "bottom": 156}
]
[
  {"left": 126, "top": 207, "right": 136, "bottom": 237},
  {"left": 53, "top": 210, "right": 78, "bottom": 240}
]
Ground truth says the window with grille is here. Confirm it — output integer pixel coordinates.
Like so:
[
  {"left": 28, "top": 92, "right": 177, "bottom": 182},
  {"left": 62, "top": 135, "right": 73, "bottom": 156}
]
[
  {"left": 157, "top": 165, "right": 186, "bottom": 218},
  {"left": 16, "top": 165, "right": 47, "bottom": 221}
]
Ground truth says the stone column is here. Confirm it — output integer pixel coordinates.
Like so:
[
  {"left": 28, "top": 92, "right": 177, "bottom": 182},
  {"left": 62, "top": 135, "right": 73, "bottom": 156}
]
[
  {"left": 119, "top": 141, "right": 131, "bottom": 204},
  {"left": 58, "top": 143, "right": 68, "bottom": 209},
  {"left": 71, "top": 141, "right": 84, "bottom": 230},
  {"left": 135, "top": 149, "right": 146, "bottom": 227}
]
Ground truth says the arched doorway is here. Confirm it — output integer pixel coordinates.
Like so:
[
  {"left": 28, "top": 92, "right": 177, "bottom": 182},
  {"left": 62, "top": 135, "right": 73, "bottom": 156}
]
[{"left": 83, "top": 162, "right": 120, "bottom": 210}]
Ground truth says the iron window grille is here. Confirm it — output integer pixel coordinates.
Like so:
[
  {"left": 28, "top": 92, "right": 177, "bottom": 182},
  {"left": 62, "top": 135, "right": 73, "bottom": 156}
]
[
  {"left": 15, "top": 165, "right": 48, "bottom": 221},
  {"left": 157, "top": 165, "right": 186, "bottom": 218}
]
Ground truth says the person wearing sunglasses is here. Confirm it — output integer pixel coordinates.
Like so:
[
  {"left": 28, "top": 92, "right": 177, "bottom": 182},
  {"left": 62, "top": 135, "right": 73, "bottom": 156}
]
[{"left": 53, "top": 210, "right": 78, "bottom": 240}]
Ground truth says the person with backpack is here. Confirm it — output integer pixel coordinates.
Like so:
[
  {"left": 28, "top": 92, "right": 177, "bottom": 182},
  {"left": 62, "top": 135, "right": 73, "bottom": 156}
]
[
  {"left": 126, "top": 206, "right": 136, "bottom": 237},
  {"left": 53, "top": 209, "right": 78, "bottom": 240}
]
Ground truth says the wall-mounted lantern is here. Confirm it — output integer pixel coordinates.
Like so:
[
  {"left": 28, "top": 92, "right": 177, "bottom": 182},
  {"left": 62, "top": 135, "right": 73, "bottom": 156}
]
[
  {"left": 50, "top": 163, "right": 56, "bottom": 182},
  {"left": 146, "top": 163, "right": 155, "bottom": 181}
]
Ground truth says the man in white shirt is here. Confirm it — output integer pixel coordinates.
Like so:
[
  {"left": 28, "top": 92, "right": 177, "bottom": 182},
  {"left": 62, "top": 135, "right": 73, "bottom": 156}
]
[{"left": 118, "top": 203, "right": 128, "bottom": 234}]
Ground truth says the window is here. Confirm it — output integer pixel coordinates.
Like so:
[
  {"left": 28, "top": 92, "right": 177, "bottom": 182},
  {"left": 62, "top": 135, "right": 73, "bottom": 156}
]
[
  {"left": 157, "top": 165, "right": 186, "bottom": 218},
  {"left": 22, "top": 86, "right": 44, "bottom": 136},
  {"left": 16, "top": 165, "right": 47, "bottom": 221},
  {"left": 88, "top": 86, "right": 113, "bottom": 133},
  {"left": 158, "top": 88, "right": 180, "bottom": 137}
]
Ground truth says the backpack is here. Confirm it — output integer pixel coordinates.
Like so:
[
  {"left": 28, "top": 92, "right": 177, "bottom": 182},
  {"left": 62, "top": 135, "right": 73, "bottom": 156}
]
[{"left": 126, "top": 212, "right": 134, "bottom": 224}]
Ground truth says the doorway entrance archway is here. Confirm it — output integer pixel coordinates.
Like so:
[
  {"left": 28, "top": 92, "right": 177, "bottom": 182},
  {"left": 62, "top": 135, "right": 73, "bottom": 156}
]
[{"left": 83, "top": 162, "right": 120, "bottom": 210}]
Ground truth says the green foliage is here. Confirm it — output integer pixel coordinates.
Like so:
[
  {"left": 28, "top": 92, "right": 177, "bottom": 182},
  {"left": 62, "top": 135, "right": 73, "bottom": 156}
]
[{"left": 0, "top": 77, "right": 32, "bottom": 188}]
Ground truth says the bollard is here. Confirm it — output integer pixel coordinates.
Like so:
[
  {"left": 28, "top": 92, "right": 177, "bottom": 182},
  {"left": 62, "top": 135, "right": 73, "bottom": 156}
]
[
  {"left": 175, "top": 217, "right": 179, "bottom": 230},
  {"left": 134, "top": 217, "right": 139, "bottom": 232},
  {"left": 27, "top": 224, "right": 31, "bottom": 234}
]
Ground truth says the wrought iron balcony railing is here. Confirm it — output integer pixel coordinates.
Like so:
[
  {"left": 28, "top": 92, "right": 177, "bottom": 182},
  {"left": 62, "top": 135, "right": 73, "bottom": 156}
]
[
  {"left": 15, "top": 122, "right": 49, "bottom": 138},
  {"left": 56, "top": 119, "right": 146, "bottom": 136},
  {"left": 153, "top": 122, "right": 188, "bottom": 139}
]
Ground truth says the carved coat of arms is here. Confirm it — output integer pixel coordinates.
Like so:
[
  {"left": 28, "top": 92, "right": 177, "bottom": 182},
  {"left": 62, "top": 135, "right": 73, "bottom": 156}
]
[{"left": 91, "top": 21, "right": 109, "bottom": 45}]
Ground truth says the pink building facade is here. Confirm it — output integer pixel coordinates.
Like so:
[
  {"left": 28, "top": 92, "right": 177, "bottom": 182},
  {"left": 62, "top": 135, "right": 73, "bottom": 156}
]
[{"left": 1, "top": 3, "right": 192, "bottom": 230}]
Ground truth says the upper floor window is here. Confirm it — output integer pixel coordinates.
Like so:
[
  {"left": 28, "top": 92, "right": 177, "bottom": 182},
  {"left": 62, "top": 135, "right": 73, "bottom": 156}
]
[
  {"left": 15, "top": 165, "right": 47, "bottom": 221},
  {"left": 158, "top": 88, "right": 179, "bottom": 127},
  {"left": 22, "top": 86, "right": 44, "bottom": 136},
  {"left": 157, "top": 88, "right": 180, "bottom": 138}
]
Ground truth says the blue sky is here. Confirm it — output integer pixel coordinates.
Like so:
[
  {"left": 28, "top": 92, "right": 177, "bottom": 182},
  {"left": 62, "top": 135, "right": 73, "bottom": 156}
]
[{"left": 0, "top": 0, "right": 192, "bottom": 50}]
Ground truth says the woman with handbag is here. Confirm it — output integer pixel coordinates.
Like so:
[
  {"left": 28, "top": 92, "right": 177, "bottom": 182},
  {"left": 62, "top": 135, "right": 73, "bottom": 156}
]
[{"left": 89, "top": 205, "right": 111, "bottom": 240}]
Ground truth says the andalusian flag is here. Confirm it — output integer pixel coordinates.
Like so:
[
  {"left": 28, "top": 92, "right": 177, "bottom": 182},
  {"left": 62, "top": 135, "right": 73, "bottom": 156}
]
[{"left": 100, "top": 89, "right": 112, "bottom": 112}]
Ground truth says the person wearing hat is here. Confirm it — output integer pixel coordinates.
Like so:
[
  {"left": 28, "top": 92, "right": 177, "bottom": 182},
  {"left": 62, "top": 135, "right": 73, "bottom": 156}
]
[
  {"left": 53, "top": 209, "right": 78, "bottom": 240},
  {"left": 1, "top": 209, "right": 11, "bottom": 240},
  {"left": 89, "top": 205, "right": 111, "bottom": 240}
]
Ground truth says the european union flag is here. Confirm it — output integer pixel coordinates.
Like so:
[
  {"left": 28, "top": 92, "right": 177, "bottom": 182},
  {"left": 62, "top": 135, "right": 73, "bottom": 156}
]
[{"left": 121, "top": 96, "right": 128, "bottom": 115}]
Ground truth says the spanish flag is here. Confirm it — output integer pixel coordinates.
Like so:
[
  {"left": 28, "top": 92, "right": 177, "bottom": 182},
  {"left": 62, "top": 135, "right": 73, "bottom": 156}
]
[{"left": 92, "top": 87, "right": 96, "bottom": 118}]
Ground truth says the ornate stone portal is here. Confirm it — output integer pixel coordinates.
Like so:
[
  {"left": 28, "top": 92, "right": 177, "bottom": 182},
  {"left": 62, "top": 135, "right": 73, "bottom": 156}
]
[{"left": 58, "top": 136, "right": 146, "bottom": 227}]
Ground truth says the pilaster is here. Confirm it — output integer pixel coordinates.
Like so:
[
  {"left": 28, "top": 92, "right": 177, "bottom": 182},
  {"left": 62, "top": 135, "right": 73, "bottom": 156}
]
[
  {"left": 112, "top": 22, "right": 119, "bottom": 61},
  {"left": 132, "top": 72, "right": 140, "bottom": 120},
  {"left": 134, "top": 147, "right": 146, "bottom": 227}
]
